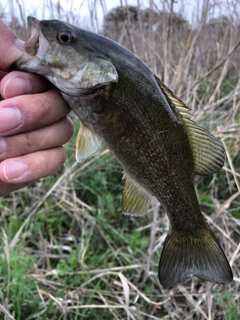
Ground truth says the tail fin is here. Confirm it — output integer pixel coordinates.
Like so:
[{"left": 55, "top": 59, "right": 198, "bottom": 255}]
[{"left": 158, "top": 227, "right": 233, "bottom": 288}]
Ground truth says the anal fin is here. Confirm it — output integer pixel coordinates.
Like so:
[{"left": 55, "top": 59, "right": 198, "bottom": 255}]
[{"left": 122, "top": 173, "right": 152, "bottom": 216}]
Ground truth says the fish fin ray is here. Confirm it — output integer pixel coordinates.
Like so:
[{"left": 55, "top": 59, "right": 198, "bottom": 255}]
[
  {"left": 122, "top": 173, "right": 152, "bottom": 216},
  {"left": 75, "top": 122, "right": 101, "bottom": 163},
  {"left": 154, "top": 76, "right": 225, "bottom": 175},
  {"left": 158, "top": 226, "right": 233, "bottom": 288},
  {"left": 187, "top": 124, "right": 225, "bottom": 175}
]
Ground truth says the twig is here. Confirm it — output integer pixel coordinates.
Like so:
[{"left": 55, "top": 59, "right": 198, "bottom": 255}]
[
  {"left": 178, "top": 285, "right": 208, "bottom": 319},
  {"left": 140, "top": 200, "right": 159, "bottom": 286},
  {"left": 221, "top": 134, "right": 240, "bottom": 193},
  {"left": 0, "top": 304, "right": 16, "bottom": 320},
  {"left": 43, "top": 264, "right": 143, "bottom": 277},
  {"left": 189, "top": 39, "right": 240, "bottom": 91}
]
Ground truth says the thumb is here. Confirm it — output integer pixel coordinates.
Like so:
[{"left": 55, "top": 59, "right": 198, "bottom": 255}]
[{"left": 0, "top": 20, "right": 25, "bottom": 72}]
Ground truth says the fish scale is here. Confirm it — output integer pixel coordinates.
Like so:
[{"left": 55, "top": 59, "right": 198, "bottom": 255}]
[{"left": 14, "top": 16, "right": 233, "bottom": 288}]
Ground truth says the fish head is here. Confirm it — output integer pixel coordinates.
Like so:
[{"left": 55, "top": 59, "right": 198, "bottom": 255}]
[{"left": 15, "top": 16, "right": 118, "bottom": 95}]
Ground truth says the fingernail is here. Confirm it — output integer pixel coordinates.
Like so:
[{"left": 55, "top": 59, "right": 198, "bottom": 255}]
[
  {"left": 0, "top": 138, "right": 7, "bottom": 156},
  {"left": 3, "top": 160, "right": 28, "bottom": 181},
  {"left": 14, "top": 38, "right": 25, "bottom": 51},
  {"left": 0, "top": 107, "right": 23, "bottom": 133},
  {"left": 2, "top": 77, "right": 32, "bottom": 98}
]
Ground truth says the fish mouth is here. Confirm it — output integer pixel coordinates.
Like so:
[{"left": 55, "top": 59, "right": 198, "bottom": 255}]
[
  {"left": 14, "top": 16, "right": 50, "bottom": 75},
  {"left": 24, "top": 16, "right": 41, "bottom": 56}
]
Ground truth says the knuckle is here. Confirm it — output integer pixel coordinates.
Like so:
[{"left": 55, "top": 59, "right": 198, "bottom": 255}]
[
  {"left": 23, "top": 131, "right": 37, "bottom": 151},
  {"left": 44, "top": 147, "right": 66, "bottom": 173},
  {"left": 63, "top": 117, "right": 74, "bottom": 138},
  {"left": 33, "top": 94, "right": 51, "bottom": 124},
  {"left": 32, "top": 89, "right": 69, "bottom": 124}
]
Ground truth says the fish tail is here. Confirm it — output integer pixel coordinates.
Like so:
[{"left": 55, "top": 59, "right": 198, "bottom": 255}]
[{"left": 158, "top": 225, "right": 233, "bottom": 288}]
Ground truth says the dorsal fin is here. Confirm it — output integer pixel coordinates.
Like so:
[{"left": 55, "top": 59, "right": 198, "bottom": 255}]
[
  {"left": 75, "top": 122, "right": 101, "bottom": 163},
  {"left": 155, "top": 76, "right": 225, "bottom": 175},
  {"left": 122, "top": 173, "right": 152, "bottom": 216}
]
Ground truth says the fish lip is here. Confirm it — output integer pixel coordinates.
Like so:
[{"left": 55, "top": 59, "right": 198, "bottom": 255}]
[{"left": 24, "top": 16, "right": 41, "bottom": 56}]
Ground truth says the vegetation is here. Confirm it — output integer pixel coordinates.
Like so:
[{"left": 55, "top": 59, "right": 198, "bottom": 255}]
[{"left": 1, "top": 0, "right": 240, "bottom": 319}]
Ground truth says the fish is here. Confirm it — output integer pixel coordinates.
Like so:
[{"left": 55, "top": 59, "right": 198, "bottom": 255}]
[{"left": 14, "top": 16, "right": 233, "bottom": 288}]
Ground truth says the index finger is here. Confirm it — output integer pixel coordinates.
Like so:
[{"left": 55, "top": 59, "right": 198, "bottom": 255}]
[
  {"left": 0, "top": 71, "right": 52, "bottom": 99},
  {"left": 0, "top": 20, "right": 24, "bottom": 73}
]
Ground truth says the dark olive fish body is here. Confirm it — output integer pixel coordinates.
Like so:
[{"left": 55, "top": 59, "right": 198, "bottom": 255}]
[
  {"left": 60, "top": 30, "right": 205, "bottom": 232},
  {"left": 15, "top": 17, "right": 233, "bottom": 288}
]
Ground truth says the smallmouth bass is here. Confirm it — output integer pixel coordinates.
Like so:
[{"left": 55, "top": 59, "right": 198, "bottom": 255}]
[{"left": 14, "top": 17, "right": 233, "bottom": 288}]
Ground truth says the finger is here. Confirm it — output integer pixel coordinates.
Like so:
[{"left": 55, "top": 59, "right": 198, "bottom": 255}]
[
  {"left": 0, "top": 181, "right": 26, "bottom": 197},
  {"left": 0, "top": 147, "right": 66, "bottom": 184},
  {"left": 0, "top": 71, "right": 7, "bottom": 82},
  {"left": 0, "top": 117, "right": 73, "bottom": 160},
  {"left": 0, "top": 71, "right": 52, "bottom": 99},
  {"left": 0, "top": 20, "right": 24, "bottom": 72},
  {"left": 0, "top": 88, "right": 71, "bottom": 136}
]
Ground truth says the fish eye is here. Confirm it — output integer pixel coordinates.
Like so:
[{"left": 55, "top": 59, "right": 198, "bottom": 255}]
[{"left": 58, "top": 32, "right": 75, "bottom": 44}]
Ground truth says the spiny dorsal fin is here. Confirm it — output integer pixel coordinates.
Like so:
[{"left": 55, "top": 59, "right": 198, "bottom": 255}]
[
  {"left": 75, "top": 122, "right": 101, "bottom": 163},
  {"left": 158, "top": 226, "right": 233, "bottom": 288},
  {"left": 154, "top": 76, "right": 225, "bottom": 175},
  {"left": 122, "top": 173, "right": 152, "bottom": 216}
]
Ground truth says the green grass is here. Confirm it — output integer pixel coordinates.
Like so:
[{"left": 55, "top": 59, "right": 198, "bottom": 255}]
[
  {"left": 1, "top": 143, "right": 239, "bottom": 319},
  {"left": 0, "top": 144, "right": 163, "bottom": 319},
  {"left": 215, "top": 289, "right": 240, "bottom": 320}
]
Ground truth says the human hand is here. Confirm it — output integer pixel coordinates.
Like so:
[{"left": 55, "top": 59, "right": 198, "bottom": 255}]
[{"left": 0, "top": 20, "right": 74, "bottom": 196}]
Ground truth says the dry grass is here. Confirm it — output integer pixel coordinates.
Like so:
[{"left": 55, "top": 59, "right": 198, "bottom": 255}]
[{"left": 0, "top": 0, "right": 240, "bottom": 319}]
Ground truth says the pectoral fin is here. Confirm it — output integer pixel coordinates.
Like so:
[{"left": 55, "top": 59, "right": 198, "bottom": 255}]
[
  {"left": 75, "top": 122, "right": 101, "bottom": 163},
  {"left": 155, "top": 76, "right": 225, "bottom": 175},
  {"left": 122, "top": 173, "right": 152, "bottom": 216}
]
